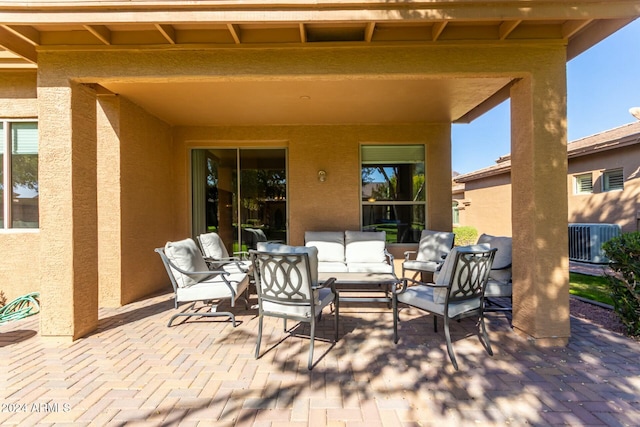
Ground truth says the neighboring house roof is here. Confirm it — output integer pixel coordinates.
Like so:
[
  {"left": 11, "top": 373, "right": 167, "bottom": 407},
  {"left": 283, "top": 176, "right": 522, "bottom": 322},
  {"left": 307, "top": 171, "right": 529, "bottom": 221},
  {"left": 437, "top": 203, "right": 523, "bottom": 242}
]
[{"left": 454, "top": 121, "right": 640, "bottom": 183}]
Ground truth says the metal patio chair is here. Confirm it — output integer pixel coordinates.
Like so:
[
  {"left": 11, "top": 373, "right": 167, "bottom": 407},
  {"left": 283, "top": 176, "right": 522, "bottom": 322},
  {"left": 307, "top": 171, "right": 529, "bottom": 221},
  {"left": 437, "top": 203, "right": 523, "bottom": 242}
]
[
  {"left": 394, "top": 245, "right": 497, "bottom": 370},
  {"left": 155, "top": 238, "right": 250, "bottom": 327},
  {"left": 250, "top": 245, "right": 338, "bottom": 370},
  {"left": 402, "top": 229, "right": 455, "bottom": 281}
]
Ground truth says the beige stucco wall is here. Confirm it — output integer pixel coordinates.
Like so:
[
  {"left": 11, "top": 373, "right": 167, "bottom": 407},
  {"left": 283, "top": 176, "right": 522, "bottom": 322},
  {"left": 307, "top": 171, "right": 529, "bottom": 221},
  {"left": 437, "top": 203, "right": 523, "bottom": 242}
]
[
  {"left": 97, "top": 95, "right": 175, "bottom": 307},
  {"left": 172, "top": 124, "right": 451, "bottom": 247},
  {"left": 457, "top": 173, "right": 512, "bottom": 237},
  {"left": 0, "top": 71, "right": 40, "bottom": 302},
  {"left": 567, "top": 145, "right": 640, "bottom": 233}
]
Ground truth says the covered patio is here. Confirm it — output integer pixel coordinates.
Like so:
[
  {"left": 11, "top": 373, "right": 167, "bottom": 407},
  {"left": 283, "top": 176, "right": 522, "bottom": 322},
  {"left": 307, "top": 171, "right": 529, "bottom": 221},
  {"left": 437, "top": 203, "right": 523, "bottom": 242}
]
[
  {"left": 1, "top": 1, "right": 640, "bottom": 346},
  {"left": 1, "top": 292, "right": 638, "bottom": 425}
]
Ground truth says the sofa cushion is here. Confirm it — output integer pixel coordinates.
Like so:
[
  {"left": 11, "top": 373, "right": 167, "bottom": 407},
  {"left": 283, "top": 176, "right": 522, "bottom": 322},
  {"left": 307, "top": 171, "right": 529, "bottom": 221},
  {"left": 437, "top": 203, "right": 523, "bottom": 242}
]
[
  {"left": 305, "top": 231, "right": 345, "bottom": 263},
  {"left": 165, "top": 238, "right": 212, "bottom": 287},
  {"left": 345, "top": 230, "right": 387, "bottom": 264},
  {"left": 346, "top": 262, "right": 394, "bottom": 273},
  {"left": 256, "top": 242, "right": 319, "bottom": 287},
  {"left": 317, "top": 262, "right": 349, "bottom": 273},
  {"left": 477, "top": 234, "right": 512, "bottom": 270}
]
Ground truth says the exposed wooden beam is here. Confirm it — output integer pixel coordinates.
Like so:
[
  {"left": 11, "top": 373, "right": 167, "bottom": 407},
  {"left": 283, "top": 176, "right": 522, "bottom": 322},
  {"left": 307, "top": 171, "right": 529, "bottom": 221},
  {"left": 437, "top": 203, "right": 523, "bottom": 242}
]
[
  {"left": 155, "top": 24, "right": 176, "bottom": 44},
  {"left": 227, "top": 23, "right": 241, "bottom": 44},
  {"left": 567, "top": 17, "right": 633, "bottom": 60},
  {"left": 562, "top": 19, "right": 593, "bottom": 39},
  {"left": 2, "top": 25, "right": 40, "bottom": 46},
  {"left": 432, "top": 21, "right": 447, "bottom": 41},
  {"left": 499, "top": 20, "right": 521, "bottom": 40},
  {"left": 299, "top": 23, "right": 307, "bottom": 43},
  {"left": 0, "top": 26, "right": 37, "bottom": 63},
  {"left": 84, "top": 25, "right": 111, "bottom": 45},
  {"left": 364, "top": 22, "right": 376, "bottom": 42}
]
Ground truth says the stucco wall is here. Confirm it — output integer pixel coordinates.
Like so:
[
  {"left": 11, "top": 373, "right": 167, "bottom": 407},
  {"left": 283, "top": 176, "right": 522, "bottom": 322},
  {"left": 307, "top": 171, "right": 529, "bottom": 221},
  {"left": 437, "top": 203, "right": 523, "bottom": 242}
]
[
  {"left": 173, "top": 124, "right": 451, "bottom": 246},
  {"left": 458, "top": 173, "right": 512, "bottom": 237},
  {"left": 567, "top": 145, "right": 640, "bottom": 233},
  {"left": 97, "top": 95, "right": 175, "bottom": 307},
  {"left": 0, "top": 71, "right": 40, "bottom": 302}
]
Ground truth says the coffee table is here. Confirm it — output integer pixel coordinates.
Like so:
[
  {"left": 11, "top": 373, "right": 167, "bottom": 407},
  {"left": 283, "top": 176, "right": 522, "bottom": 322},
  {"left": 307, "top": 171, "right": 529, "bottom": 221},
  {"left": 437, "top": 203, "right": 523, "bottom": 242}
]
[{"left": 318, "top": 272, "right": 400, "bottom": 305}]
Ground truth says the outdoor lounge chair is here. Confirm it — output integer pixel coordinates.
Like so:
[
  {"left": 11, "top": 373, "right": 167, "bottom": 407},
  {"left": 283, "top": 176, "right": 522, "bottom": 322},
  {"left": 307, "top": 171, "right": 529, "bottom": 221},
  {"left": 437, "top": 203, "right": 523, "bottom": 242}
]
[
  {"left": 394, "top": 244, "right": 497, "bottom": 370},
  {"left": 196, "top": 232, "right": 251, "bottom": 273},
  {"left": 402, "top": 230, "right": 455, "bottom": 281},
  {"left": 476, "top": 234, "right": 513, "bottom": 312},
  {"left": 155, "top": 238, "right": 250, "bottom": 327},
  {"left": 250, "top": 243, "right": 338, "bottom": 370}
]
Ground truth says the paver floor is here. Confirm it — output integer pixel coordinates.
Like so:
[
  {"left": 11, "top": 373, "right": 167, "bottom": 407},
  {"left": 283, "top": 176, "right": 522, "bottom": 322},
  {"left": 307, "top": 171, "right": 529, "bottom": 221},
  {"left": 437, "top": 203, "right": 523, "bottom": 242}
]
[{"left": 1, "top": 289, "right": 639, "bottom": 426}]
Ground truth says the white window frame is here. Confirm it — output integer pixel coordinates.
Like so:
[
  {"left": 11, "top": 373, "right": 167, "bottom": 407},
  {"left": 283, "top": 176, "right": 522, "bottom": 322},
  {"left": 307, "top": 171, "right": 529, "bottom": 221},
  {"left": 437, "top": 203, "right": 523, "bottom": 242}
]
[
  {"left": 574, "top": 173, "right": 593, "bottom": 195},
  {"left": 602, "top": 169, "right": 624, "bottom": 192},
  {"left": 1, "top": 119, "right": 39, "bottom": 230}
]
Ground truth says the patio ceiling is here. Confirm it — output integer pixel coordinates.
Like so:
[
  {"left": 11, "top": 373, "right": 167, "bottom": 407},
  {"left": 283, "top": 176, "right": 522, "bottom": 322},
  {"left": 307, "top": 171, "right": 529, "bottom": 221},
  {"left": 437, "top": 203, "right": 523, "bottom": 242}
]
[{"left": 0, "top": 1, "right": 638, "bottom": 126}]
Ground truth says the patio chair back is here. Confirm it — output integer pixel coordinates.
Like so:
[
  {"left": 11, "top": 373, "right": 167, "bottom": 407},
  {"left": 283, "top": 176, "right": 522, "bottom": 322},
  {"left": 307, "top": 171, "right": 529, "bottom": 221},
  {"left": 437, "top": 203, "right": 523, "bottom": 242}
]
[{"left": 250, "top": 245, "right": 338, "bottom": 370}]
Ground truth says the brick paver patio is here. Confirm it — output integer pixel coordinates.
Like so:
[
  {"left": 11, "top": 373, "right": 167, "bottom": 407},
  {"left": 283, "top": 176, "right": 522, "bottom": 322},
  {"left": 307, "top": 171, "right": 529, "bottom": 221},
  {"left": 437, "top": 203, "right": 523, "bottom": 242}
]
[{"left": 1, "top": 289, "right": 639, "bottom": 426}]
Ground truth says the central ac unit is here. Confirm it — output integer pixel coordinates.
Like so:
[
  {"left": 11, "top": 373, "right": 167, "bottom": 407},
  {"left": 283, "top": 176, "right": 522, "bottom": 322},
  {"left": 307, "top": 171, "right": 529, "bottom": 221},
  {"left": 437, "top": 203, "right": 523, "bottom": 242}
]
[{"left": 568, "top": 223, "right": 621, "bottom": 264}]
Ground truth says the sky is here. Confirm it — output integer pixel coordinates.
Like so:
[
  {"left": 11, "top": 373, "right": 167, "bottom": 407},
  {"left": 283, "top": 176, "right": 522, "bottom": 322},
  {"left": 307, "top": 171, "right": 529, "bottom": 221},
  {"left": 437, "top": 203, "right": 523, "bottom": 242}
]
[{"left": 451, "top": 18, "right": 640, "bottom": 175}]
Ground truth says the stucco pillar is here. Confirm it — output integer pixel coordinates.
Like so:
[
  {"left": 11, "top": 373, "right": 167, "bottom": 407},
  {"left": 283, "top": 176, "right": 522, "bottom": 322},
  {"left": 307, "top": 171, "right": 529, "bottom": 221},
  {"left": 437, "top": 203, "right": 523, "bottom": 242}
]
[
  {"left": 96, "top": 94, "right": 123, "bottom": 307},
  {"left": 39, "top": 81, "right": 99, "bottom": 340},
  {"left": 510, "top": 57, "right": 570, "bottom": 345},
  {"left": 427, "top": 124, "right": 453, "bottom": 231}
]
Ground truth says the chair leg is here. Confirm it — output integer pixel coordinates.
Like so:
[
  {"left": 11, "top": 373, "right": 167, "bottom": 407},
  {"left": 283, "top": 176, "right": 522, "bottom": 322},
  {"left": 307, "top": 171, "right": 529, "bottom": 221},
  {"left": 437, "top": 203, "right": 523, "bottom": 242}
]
[
  {"left": 308, "top": 320, "right": 316, "bottom": 370},
  {"left": 255, "top": 314, "right": 264, "bottom": 359},
  {"left": 443, "top": 317, "right": 459, "bottom": 370},
  {"left": 393, "top": 294, "right": 399, "bottom": 344},
  {"left": 478, "top": 314, "right": 494, "bottom": 356},
  {"left": 334, "top": 297, "right": 340, "bottom": 342},
  {"left": 433, "top": 315, "right": 438, "bottom": 333}
]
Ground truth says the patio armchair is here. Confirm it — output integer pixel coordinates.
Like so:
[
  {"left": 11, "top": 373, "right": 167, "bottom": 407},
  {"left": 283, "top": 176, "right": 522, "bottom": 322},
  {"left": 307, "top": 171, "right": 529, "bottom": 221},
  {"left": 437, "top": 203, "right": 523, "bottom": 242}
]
[
  {"left": 402, "top": 230, "right": 455, "bottom": 281},
  {"left": 476, "top": 234, "right": 513, "bottom": 312},
  {"left": 197, "top": 232, "right": 251, "bottom": 273},
  {"left": 155, "top": 238, "right": 250, "bottom": 327},
  {"left": 393, "top": 244, "right": 497, "bottom": 370},
  {"left": 250, "top": 243, "right": 338, "bottom": 370}
]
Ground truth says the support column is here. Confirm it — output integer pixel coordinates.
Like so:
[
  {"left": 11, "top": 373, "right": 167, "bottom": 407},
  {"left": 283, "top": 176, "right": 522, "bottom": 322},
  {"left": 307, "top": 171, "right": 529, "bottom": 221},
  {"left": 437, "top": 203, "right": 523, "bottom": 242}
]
[
  {"left": 39, "top": 81, "right": 98, "bottom": 340},
  {"left": 96, "top": 94, "right": 123, "bottom": 307},
  {"left": 510, "top": 55, "right": 570, "bottom": 345},
  {"left": 427, "top": 124, "right": 453, "bottom": 231}
]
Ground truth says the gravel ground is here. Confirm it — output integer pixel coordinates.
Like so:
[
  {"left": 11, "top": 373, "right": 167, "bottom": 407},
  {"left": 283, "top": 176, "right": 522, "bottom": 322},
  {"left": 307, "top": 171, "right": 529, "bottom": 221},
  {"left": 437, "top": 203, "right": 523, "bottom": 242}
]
[{"left": 570, "top": 297, "right": 628, "bottom": 336}]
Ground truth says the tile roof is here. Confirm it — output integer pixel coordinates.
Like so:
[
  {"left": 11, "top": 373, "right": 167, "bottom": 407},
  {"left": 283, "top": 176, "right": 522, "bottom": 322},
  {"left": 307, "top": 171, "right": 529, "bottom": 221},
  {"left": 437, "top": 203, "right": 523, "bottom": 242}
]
[{"left": 455, "top": 121, "right": 640, "bottom": 182}]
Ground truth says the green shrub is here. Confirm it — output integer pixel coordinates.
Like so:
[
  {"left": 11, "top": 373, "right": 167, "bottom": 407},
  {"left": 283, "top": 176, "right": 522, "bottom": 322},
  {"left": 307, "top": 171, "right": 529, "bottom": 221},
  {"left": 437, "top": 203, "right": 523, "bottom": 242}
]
[
  {"left": 453, "top": 226, "right": 478, "bottom": 246},
  {"left": 602, "top": 231, "right": 640, "bottom": 337}
]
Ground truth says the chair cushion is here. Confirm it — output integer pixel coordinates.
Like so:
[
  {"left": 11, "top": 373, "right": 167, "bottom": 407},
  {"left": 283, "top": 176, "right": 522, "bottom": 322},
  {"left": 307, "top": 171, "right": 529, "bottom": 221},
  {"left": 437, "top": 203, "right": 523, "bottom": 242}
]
[
  {"left": 416, "top": 230, "right": 455, "bottom": 262},
  {"left": 305, "top": 231, "right": 345, "bottom": 263},
  {"left": 176, "top": 271, "right": 249, "bottom": 302},
  {"left": 477, "top": 234, "right": 512, "bottom": 270},
  {"left": 397, "top": 284, "right": 481, "bottom": 318},
  {"left": 262, "top": 287, "right": 335, "bottom": 318},
  {"left": 345, "top": 230, "right": 387, "bottom": 264},
  {"left": 488, "top": 267, "right": 512, "bottom": 285},
  {"left": 165, "top": 238, "right": 212, "bottom": 287},
  {"left": 198, "top": 232, "right": 229, "bottom": 259},
  {"left": 403, "top": 260, "right": 442, "bottom": 274},
  {"left": 484, "top": 279, "right": 513, "bottom": 298},
  {"left": 256, "top": 242, "right": 319, "bottom": 287}
]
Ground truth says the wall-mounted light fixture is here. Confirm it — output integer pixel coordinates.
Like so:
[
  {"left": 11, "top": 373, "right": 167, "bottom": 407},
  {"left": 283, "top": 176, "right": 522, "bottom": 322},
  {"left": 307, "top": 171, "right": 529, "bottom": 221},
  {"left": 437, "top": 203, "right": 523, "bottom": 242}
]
[
  {"left": 318, "top": 170, "right": 327, "bottom": 182},
  {"left": 630, "top": 107, "right": 640, "bottom": 120}
]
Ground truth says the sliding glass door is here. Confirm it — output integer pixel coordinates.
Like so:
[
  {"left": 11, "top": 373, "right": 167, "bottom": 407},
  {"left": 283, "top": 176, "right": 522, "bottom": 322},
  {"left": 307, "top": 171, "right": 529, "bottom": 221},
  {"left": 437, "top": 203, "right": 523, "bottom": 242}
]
[{"left": 192, "top": 148, "right": 287, "bottom": 254}]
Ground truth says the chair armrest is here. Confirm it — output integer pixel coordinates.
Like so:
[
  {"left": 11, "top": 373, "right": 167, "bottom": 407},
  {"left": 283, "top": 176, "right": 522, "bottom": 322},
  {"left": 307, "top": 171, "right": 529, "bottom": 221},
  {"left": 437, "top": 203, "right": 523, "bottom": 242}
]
[
  {"left": 403, "top": 250, "right": 418, "bottom": 261},
  {"left": 313, "top": 277, "right": 337, "bottom": 293},
  {"left": 384, "top": 248, "right": 394, "bottom": 265},
  {"left": 394, "top": 277, "right": 447, "bottom": 295}
]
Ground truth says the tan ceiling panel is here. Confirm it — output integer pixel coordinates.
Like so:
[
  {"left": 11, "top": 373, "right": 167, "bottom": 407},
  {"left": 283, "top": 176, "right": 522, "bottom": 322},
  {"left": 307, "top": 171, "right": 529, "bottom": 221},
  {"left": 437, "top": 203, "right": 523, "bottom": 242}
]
[{"left": 100, "top": 77, "right": 511, "bottom": 126}]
